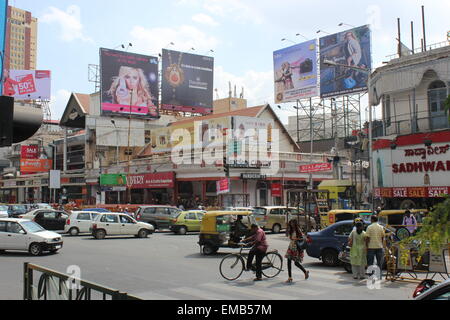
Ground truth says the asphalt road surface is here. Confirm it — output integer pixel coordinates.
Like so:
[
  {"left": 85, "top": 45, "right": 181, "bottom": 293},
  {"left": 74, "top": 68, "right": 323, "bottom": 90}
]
[{"left": 0, "top": 231, "right": 417, "bottom": 300}]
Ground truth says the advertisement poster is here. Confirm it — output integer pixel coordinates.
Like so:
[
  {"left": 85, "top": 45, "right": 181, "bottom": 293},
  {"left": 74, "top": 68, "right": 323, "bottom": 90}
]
[
  {"left": 21, "top": 145, "right": 39, "bottom": 159},
  {"left": 20, "top": 159, "right": 52, "bottom": 173},
  {"left": 100, "top": 48, "right": 159, "bottom": 119},
  {"left": 319, "top": 25, "right": 371, "bottom": 98},
  {"left": 271, "top": 183, "right": 282, "bottom": 198},
  {"left": 161, "top": 49, "right": 214, "bottom": 114},
  {"left": 273, "top": 39, "right": 318, "bottom": 103},
  {"left": 217, "top": 178, "right": 230, "bottom": 195},
  {"left": 126, "top": 172, "right": 175, "bottom": 189},
  {"left": 3, "top": 70, "right": 51, "bottom": 100}
]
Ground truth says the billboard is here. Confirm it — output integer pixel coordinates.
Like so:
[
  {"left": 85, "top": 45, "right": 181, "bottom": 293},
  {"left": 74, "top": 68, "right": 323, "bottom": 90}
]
[
  {"left": 21, "top": 145, "right": 39, "bottom": 159},
  {"left": 20, "top": 159, "right": 52, "bottom": 173},
  {"left": 3, "top": 70, "right": 51, "bottom": 100},
  {"left": 126, "top": 172, "right": 175, "bottom": 189},
  {"left": 161, "top": 49, "right": 214, "bottom": 114},
  {"left": 100, "top": 48, "right": 159, "bottom": 119},
  {"left": 299, "top": 163, "right": 333, "bottom": 173},
  {"left": 0, "top": 0, "right": 7, "bottom": 96},
  {"left": 273, "top": 39, "right": 318, "bottom": 103},
  {"left": 319, "top": 25, "right": 371, "bottom": 98}
]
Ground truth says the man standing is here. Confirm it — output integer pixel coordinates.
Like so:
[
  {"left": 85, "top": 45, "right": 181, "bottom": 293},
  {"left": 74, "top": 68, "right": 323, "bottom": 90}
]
[
  {"left": 365, "top": 215, "right": 385, "bottom": 279},
  {"left": 244, "top": 224, "right": 268, "bottom": 281}
]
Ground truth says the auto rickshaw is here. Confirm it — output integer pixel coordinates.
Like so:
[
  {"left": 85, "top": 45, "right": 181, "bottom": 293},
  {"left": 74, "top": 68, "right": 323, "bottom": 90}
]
[
  {"left": 198, "top": 211, "right": 256, "bottom": 255},
  {"left": 320, "top": 210, "right": 373, "bottom": 228},
  {"left": 378, "top": 209, "right": 428, "bottom": 240}
]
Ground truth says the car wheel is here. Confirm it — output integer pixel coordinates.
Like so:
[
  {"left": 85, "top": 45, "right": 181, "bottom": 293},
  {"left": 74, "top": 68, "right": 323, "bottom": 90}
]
[
  {"left": 322, "top": 249, "right": 339, "bottom": 267},
  {"left": 69, "top": 227, "right": 79, "bottom": 236},
  {"left": 94, "top": 230, "right": 106, "bottom": 240},
  {"left": 29, "top": 243, "right": 42, "bottom": 256},
  {"left": 272, "top": 224, "right": 281, "bottom": 234},
  {"left": 202, "top": 245, "right": 218, "bottom": 255},
  {"left": 178, "top": 226, "right": 187, "bottom": 235},
  {"left": 138, "top": 229, "right": 148, "bottom": 238}
]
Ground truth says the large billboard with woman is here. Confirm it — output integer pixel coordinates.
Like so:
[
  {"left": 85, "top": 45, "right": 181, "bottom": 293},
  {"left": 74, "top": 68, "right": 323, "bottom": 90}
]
[
  {"left": 319, "top": 25, "right": 371, "bottom": 98},
  {"left": 100, "top": 48, "right": 159, "bottom": 119}
]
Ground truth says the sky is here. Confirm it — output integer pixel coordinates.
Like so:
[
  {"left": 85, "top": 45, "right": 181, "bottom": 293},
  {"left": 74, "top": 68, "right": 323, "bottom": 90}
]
[{"left": 9, "top": 0, "right": 450, "bottom": 123}]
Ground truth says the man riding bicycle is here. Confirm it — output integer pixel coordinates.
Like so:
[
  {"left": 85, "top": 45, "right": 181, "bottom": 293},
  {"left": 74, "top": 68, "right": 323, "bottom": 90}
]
[{"left": 243, "top": 224, "right": 268, "bottom": 281}]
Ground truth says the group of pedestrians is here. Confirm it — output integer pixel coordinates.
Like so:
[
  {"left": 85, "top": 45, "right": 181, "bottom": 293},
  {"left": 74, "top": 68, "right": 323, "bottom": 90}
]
[{"left": 348, "top": 215, "right": 386, "bottom": 280}]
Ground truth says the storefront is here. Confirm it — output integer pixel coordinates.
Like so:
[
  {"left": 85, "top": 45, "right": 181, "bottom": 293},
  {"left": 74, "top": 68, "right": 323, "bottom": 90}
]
[
  {"left": 127, "top": 172, "right": 176, "bottom": 205},
  {"left": 372, "top": 131, "right": 450, "bottom": 209}
]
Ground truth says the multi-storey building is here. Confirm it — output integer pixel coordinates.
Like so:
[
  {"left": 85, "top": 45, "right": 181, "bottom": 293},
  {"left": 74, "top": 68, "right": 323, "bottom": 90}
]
[
  {"left": 4, "top": 5, "right": 37, "bottom": 70},
  {"left": 369, "top": 44, "right": 450, "bottom": 209}
]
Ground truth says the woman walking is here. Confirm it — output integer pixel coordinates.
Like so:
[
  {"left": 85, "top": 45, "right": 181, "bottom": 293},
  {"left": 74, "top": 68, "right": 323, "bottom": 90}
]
[
  {"left": 285, "top": 219, "right": 310, "bottom": 283},
  {"left": 349, "top": 221, "right": 367, "bottom": 280}
]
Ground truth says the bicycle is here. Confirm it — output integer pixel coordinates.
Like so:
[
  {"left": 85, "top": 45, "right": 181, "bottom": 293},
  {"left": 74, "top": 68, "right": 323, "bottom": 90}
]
[{"left": 219, "top": 244, "right": 284, "bottom": 281}]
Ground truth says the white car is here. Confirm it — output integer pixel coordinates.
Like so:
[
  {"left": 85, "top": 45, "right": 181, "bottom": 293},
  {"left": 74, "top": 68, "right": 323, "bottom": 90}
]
[
  {"left": 0, "top": 205, "right": 9, "bottom": 218},
  {"left": 64, "top": 211, "right": 100, "bottom": 236},
  {"left": 0, "top": 218, "right": 63, "bottom": 256},
  {"left": 90, "top": 213, "right": 155, "bottom": 239}
]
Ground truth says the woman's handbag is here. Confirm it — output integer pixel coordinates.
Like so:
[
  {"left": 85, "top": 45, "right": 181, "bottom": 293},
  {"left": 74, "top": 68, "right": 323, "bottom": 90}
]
[{"left": 296, "top": 238, "right": 307, "bottom": 250}]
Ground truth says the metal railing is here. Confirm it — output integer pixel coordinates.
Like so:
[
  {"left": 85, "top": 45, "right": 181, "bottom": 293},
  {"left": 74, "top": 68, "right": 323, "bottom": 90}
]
[
  {"left": 372, "top": 115, "right": 450, "bottom": 138},
  {"left": 23, "top": 263, "right": 141, "bottom": 300}
]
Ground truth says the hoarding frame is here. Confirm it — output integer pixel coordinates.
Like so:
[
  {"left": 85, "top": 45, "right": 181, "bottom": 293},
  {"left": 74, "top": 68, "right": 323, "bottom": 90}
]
[
  {"left": 100, "top": 48, "right": 160, "bottom": 120},
  {"left": 319, "top": 25, "right": 372, "bottom": 98}
]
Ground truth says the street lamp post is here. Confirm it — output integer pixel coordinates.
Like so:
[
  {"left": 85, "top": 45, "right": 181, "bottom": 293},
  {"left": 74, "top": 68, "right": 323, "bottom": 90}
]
[{"left": 111, "top": 120, "right": 120, "bottom": 205}]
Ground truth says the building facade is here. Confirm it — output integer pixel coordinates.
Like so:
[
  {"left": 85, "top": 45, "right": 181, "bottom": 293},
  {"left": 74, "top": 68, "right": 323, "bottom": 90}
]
[
  {"left": 4, "top": 5, "right": 37, "bottom": 70},
  {"left": 369, "top": 44, "right": 450, "bottom": 209}
]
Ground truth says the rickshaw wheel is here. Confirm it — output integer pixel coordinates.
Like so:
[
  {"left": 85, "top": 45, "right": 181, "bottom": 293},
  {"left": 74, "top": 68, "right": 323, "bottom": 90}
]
[{"left": 202, "top": 245, "right": 218, "bottom": 255}]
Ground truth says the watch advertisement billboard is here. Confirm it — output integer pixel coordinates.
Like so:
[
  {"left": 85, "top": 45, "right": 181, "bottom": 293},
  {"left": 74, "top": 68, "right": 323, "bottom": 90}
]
[
  {"left": 161, "top": 49, "right": 214, "bottom": 115},
  {"left": 100, "top": 48, "right": 159, "bottom": 119},
  {"left": 319, "top": 25, "right": 371, "bottom": 98}
]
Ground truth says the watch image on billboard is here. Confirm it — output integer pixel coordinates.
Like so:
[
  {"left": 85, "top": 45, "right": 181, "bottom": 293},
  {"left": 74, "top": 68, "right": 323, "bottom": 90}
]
[
  {"left": 319, "top": 25, "right": 371, "bottom": 98},
  {"left": 161, "top": 49, "right": 214, "bottom": 114},
  {"left": 273, "top": 39, "right": 318, "bottom": 103},
  {"left": 100, "top": 48, "right": 159, "bottom": 119}
]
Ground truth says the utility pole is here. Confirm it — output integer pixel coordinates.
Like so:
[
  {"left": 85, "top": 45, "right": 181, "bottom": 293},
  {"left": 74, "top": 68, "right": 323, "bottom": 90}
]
[{"left": 126, "top": 90, "right": 133, "bottom": 205}]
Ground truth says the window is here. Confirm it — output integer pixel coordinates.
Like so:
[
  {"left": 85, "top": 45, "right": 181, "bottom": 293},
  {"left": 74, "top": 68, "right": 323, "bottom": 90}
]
[
  {"left": 120, "top": 215, "right": 134, "bottom": 224},
  {"left": 197, "top": 213, "right": 204, "bottom": 220},
  {"left": 186, "top": 213, "right": 197, "bottom": 220},
  {"left": 77, "top": 213, "right": 91, "bottom": 221},
  {"left": 431, "top": 291, "right": 450, "bottom": 301},
  {"left": 0, "top": 221, "right": 7, "bottom": 232},
  {"left": 6, "top": 222, "right": 23, "bottom": 234},
  {"left": 102, "top": 215, "right": 118, "bottom": 223},
  {"left": 143, "top": 207, "right": 156, "bottom": 215},
  {"left": 428, "top": 81, "right": 447, "bottom": 112},
  {"left": 334, "top": 224, "right": 353, "bottom": 236},
  {"left": 270, "top": 209, "right": 281, "bottom": 215},
  {"left": 155, "top": 208, "right": 169, "bottom": 215},
  {"left": 169, "top": 208, "right": 180, "bottom": 216},
  {"left": 42, "top": 212, "right": 56, "bottom": 219},
  {"left": 383, "top": 95, "right": 391, "bottom": 127}
]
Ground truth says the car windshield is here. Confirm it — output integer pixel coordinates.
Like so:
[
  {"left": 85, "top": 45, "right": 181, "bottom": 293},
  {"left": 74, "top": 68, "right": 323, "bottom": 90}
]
[
  {"left": 21, "top": 221, "right": 45, "bottom": 233},
  {"left": 12, "top": 205, "right": 26, "bottom": 211},
  {"left": 0, "top": 205, "right": 8, "bottom": 211}
]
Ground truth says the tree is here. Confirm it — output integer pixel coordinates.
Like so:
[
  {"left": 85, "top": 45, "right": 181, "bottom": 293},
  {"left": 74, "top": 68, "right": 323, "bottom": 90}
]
[{"left": 401, "top": 197, "right": 450, "bottom": 255}]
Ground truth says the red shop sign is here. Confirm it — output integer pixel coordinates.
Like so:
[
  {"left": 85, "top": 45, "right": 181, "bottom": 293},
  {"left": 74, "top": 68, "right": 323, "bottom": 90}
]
[
  {"left": 21, "top": 145, "right": 39, "bottom": 159},
  {"left": 428, "top": 187, "right": 450, "bottom": 198},
  {"left": 299, "top": 163, "right": 332, "bottom": 173},
  {"left": 271, "top": 183, "right": 282, "bottom": 198},
  {"left": 127, "top": 172, "right": 175, "bottom": 189}
]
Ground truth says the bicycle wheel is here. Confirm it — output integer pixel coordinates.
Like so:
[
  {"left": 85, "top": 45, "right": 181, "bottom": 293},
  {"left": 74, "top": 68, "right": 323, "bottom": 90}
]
[
  {"left": 220, "top": 254, "right": 245, "bottom": 281},
  {"left": 262, "top": 252, "right": 283, "bottom": 278}
]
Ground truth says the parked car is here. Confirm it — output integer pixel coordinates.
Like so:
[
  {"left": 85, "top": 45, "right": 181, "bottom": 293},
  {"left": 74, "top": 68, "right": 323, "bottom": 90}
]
[
  {"left": 135, "top": 205, "right": 181, "bottom": 230},
  {"left": 7, "top": 205, "right": 28, "bottom": 218},
  {"left": 306, "top": 220, "right": 396, "bottom": 267},
  {"left": 90, "top": 213, "right": 155, "bottom": 239},
  {"left": 414, "top": 279, "right": 450, "bottom": 300},
  {"left": 0, "top": 205, "right": 9, "bottom": 218},
  {"left": 64, "top": 211, "right": 100, "bottom": 236},
  {"left": 224, "top": 207, "right": 254, "bottom": 212},
  {"left": 20, "top": 209, "right": 68, "bottom": 231},
  {"left": 0, "top": 218, "right": 63, "bottom": 256},
  {"left": 169, "top": 210, "right": 206, "bottom": 235},
  {"left": 253, "top": 206, "right": 316, "bottom": 233},
  {"left": 82, "top": 208, "right": 110, "bottom": 213}
]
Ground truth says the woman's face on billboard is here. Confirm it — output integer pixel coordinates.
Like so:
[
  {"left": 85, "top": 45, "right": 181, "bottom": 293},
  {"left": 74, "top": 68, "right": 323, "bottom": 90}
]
[{"left": 124, "top": 69, "right": 140, "bottom": 90}]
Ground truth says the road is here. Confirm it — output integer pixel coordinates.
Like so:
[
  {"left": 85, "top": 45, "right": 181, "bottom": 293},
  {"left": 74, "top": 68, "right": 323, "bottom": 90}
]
[{"left": 0, "top": 231, "right": 417, "bottom": 300}]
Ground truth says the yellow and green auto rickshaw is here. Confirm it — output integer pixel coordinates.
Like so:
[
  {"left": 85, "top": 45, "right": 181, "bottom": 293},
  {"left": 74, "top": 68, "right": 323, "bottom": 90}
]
[
  {"left": 320, "top": 210, "right": 373, "bottom": 228},
  {"left": 378, "top": 209, "right": 428, "bottom": 240},
  {"left": 198, "top": 211, "right": 256, "bottom": 255}
]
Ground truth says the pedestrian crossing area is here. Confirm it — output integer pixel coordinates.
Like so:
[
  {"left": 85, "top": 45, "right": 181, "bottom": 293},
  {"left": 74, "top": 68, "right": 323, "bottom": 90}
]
[{"left": 133, "top": 266, "right": 413, "bottom": 300}]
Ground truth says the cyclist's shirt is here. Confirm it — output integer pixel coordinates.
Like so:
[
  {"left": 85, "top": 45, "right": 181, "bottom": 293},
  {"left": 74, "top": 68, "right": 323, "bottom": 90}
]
[{"left": 249, "top": 228, "right": 268, "bottom": 253}]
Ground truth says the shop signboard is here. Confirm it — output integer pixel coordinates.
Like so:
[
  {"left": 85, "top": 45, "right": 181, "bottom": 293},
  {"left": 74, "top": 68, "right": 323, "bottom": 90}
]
[
  {"left": 271, "top": 183, "right": 282, "bottom": 198},
  {"left": 127, "top": 172, "right": 175, "bottom": 189},
  {"left": 100, "top": 174, "right": 127, "bottom": 186},
  {"left": 299, "top": 163, "right": 332, "bottom": 173},
  {"left": 20, "top": 159, "right": 52, "bottom": 173}
]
